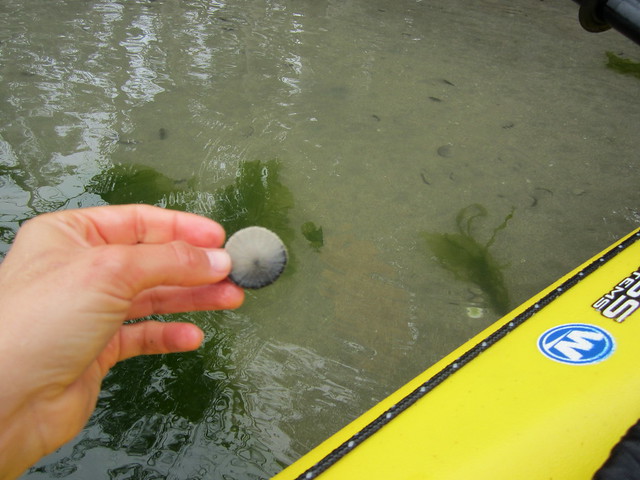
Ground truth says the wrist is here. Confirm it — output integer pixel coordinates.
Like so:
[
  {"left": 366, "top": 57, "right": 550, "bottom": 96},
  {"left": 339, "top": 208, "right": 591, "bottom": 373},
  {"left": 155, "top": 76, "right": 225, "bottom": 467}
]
[
  {"left": 0, "top": 404, "right": 38, "bottom": 480},
  {"left": 0, "top": 344, "right": 44, "bottom": 479}
]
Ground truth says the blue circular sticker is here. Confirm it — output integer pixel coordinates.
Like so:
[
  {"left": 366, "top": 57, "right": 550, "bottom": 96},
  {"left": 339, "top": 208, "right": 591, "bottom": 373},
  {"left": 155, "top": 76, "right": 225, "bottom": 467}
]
[{"left": 538, "top": 323, "right": 615, "bottom": 365}]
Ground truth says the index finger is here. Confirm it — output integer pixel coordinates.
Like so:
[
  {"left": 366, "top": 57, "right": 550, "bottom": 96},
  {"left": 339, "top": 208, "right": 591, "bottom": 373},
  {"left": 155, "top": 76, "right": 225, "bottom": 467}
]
[{"left": 61, "top": 204, "right": 226, "bottom": 247}]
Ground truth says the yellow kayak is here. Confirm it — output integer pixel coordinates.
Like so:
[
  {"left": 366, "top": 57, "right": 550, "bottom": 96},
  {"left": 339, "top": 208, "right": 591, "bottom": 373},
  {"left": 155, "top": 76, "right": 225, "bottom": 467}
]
[{"left": 274, "top": 227, "right": 640, "bottom": 479}]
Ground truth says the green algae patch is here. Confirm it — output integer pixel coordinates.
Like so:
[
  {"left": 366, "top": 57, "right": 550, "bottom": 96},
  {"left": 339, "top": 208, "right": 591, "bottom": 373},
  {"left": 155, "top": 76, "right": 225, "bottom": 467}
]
[
  {"left": 212, "top": 159, "right": 295, "bottom": 241},
  {"left": 606, "top": 51, "right": 640, "bottom": 79},
  {"left": 301, "top": 221, "right": 324, "bottom": 251},
  {"left": 86, "top": 163, "right": 185, "bottom": 205},
  {"left": 422, "top": 204, "right": 514, "bottom": 316}
]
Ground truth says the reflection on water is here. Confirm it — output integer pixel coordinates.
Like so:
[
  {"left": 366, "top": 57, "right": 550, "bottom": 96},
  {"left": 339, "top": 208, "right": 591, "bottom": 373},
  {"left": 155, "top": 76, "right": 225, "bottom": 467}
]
[{"left": 1, "top": 0, "right": 639, "bottom": 478}]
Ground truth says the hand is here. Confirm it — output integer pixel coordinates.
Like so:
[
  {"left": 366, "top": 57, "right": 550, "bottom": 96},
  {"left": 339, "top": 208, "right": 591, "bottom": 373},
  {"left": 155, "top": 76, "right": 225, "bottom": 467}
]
[{"left": 0, "top": 204, "right": 244, "bottom": 479}]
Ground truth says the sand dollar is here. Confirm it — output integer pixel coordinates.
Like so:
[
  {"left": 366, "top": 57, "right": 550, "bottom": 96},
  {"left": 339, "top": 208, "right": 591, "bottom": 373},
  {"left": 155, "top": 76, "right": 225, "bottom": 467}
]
[{"left": 225, "top": 226, "right": 288, "bottom": 289}]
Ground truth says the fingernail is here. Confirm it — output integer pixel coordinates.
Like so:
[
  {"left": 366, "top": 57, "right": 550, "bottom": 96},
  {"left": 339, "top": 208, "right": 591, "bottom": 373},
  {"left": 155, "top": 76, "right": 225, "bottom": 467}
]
[{"left": 206, "top": 249, "right": 231, "bottom": 276}]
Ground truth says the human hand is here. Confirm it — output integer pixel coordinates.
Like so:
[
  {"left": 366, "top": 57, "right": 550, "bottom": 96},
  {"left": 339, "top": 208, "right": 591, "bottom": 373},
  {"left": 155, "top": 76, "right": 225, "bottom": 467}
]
[{"left": 0, "top": 204, "right": 244, "bottom": 479}]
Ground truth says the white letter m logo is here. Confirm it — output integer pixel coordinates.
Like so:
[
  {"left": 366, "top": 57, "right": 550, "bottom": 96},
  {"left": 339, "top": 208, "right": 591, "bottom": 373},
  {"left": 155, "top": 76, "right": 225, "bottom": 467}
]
[
  {"left": 538, "top": 324, "right": 615, "bottom": 365},
  {"left": 544, "top": 329, "right": 604, "bottom": 361}
]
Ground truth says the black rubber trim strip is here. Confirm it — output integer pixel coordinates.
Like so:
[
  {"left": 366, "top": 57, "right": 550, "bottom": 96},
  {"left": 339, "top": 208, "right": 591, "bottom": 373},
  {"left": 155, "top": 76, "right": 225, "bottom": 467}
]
[{"left": 295, "top": 228, "right": 640, "bottom": 480}]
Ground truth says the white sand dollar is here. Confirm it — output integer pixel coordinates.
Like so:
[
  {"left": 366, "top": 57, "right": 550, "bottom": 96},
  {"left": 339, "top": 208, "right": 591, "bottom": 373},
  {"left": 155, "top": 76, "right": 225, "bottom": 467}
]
[{"left": 225, "top": 226, "right": 288, "bottom": 289}]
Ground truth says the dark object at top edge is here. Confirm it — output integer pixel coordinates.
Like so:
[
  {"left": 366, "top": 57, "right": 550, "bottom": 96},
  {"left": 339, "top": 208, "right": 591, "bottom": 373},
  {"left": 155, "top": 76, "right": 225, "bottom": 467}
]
[{"left": 572, "top": 0, "right": 640, "bottom": 45}]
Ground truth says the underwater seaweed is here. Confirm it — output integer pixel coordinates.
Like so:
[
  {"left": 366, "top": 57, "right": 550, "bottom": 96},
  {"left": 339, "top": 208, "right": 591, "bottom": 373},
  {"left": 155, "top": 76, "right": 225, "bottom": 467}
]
[
  {"left": 301, "top": 221, "right": 324, "bottom": 251},
  {"left": 87, "top": 159, "right": 323, "bottom": 278},
  {"left": 422, "top": 204, "right": 514, "bottom": 315},
  {"left": 605, "top": 51, "right": 640, "bottom": 79},
  {"left": 211, "top": 159, "right": 295, "bottom": 245},
  {"left": 86, "top": 163, "right": 185, "bottom": 205}
]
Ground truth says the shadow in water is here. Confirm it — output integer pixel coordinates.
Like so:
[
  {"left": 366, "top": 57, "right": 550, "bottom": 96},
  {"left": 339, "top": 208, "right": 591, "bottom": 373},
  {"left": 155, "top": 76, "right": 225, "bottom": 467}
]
[{"left": 421, "top": 204, "right": 514, "bottom": 316}]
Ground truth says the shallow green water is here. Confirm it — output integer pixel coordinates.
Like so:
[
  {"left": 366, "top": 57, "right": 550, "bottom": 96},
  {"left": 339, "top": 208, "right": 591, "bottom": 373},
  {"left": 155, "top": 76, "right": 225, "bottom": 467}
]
[{"left": 1, "top": 0, "right": 639, "bottom": 478}]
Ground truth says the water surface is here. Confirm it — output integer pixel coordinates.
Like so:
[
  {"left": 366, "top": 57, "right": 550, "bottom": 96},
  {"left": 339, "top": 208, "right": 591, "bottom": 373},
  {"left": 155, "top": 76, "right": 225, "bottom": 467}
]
[{"left": 1, "top": 0, "right": 639, "bottom": 478}]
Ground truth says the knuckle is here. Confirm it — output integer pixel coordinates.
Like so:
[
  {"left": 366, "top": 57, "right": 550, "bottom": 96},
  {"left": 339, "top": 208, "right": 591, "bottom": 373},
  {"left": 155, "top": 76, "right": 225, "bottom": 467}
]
[
  {"left": 168, "top": 241, "right": 203, "bottom": 270},
  {"left": 86, "top": 246, "right": 132, "bottom": 279}
]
